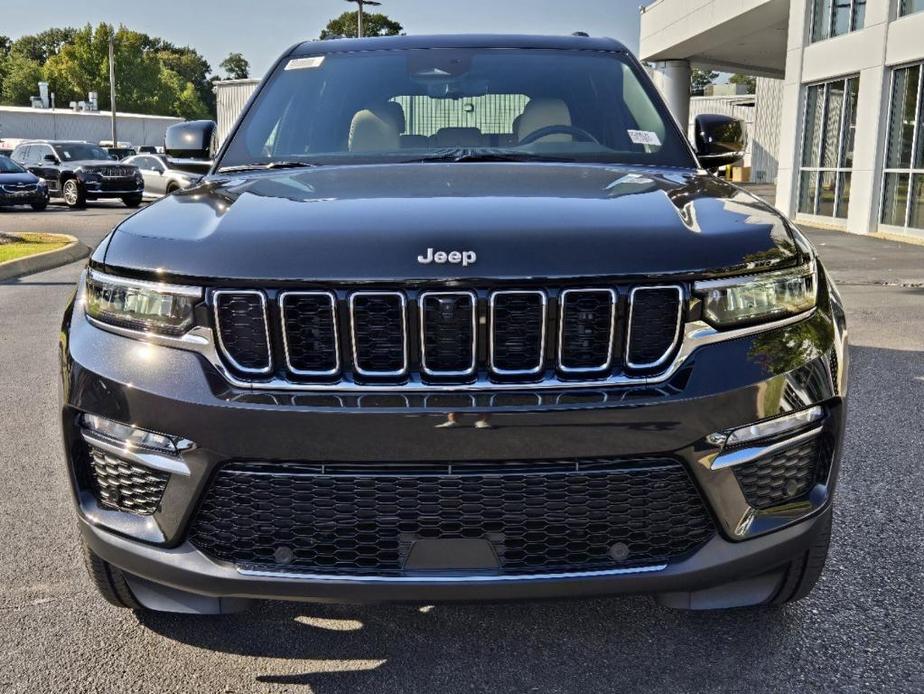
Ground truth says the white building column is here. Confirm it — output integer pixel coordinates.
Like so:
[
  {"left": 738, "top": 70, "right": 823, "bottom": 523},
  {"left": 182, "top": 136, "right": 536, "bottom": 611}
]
[
  {"left": 652, "top": 60, "right": 692, "bottom": 134},
  {"left": 774, "top": 0, "right": 810, "bottom": 219}
]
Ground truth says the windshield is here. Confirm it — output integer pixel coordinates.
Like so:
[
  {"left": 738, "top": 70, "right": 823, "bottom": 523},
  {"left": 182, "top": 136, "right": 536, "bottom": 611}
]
[
  {"left": 0, "top": 156, "right": 25, "bottom": 173},
  {"left": 219, "top": 48, "right": 695, "bottom": 170},
  {"left": 53, "top": 143, "right": 112, "bottom": 161}
]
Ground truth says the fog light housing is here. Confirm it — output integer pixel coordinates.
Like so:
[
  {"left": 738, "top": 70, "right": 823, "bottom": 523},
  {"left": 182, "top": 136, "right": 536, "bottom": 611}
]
[
  {"left": 81, "top": 414, "right": 192, "bottom": 455},
  {"left": 710, "top": 406, "right": 824, "bottom": 448}
]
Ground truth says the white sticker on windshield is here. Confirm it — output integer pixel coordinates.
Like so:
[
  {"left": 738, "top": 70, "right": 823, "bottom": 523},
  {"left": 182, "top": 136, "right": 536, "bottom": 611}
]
[
  {"left": 627, "top": 130, "right": 662, "bottom": 146},
  {"left": 285, "top": 56, "right": 325, "bottom": 71}
]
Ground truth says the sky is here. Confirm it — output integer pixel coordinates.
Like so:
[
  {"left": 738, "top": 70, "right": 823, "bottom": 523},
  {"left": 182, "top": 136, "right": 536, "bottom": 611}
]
[{"left": 1, "top": 0, "right": 645, "bottom": 79}]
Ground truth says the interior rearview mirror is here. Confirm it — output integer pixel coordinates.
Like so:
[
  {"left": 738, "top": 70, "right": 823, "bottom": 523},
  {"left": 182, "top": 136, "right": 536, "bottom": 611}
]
[
  {"left": 165, "top": 120, "right": 217, "bottom": 161},
  {"left": 693, "top": 114, "right": 747, "bottom": 172}
]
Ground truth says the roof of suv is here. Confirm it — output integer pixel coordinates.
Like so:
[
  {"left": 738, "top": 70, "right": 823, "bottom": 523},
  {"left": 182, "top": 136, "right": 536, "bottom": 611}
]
[{"left": 290, "top": 34, "right": 628, "bottom": 57}]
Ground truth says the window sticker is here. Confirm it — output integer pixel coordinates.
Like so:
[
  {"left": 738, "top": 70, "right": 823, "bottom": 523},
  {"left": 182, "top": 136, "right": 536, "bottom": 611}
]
[
  {"left": 627, "top": 130, "right": 662, "bottom": 146},
  {"left": 285, "top": 56, "right": 325, "bottom": 71}
]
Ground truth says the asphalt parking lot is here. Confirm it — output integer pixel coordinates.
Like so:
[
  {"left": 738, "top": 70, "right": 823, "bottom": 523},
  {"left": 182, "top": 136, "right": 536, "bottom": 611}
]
[{"left": 0, "top": 203, "right": 922, "bottom": 693}]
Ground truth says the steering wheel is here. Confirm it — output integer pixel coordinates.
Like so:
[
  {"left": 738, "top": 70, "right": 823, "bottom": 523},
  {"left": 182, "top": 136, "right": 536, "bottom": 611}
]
[{"left": 519, "top": 125, "right": 600, "bottom": 145}]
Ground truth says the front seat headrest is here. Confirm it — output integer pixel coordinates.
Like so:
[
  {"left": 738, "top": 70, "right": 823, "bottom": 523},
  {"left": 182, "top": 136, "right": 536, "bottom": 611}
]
[
  {"left": 517, "top": 98, "right": 573, "bottom": 143},
  {"left": 349, "top": 108, "right": 401, "bottom": 151}
]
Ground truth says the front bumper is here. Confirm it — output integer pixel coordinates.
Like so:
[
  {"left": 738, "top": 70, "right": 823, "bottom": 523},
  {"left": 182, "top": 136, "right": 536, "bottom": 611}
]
[
  {"left": 61, "top": 277, "right": 848, "bottom": 609},
  {"left": 0, "top": 189, "right": 48, "bottom": 206},
  {"left": 81, "top": 179, "right": 143, "bottom": 199}
]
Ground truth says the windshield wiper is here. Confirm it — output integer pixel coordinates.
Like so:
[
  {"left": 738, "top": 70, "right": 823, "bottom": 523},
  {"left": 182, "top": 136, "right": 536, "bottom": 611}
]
[
  {"left": 217, "top": 161, "right": 320, "bottom": 174},
  {"left": 404, "top": 149, "right": 575, "bottom": 164}
]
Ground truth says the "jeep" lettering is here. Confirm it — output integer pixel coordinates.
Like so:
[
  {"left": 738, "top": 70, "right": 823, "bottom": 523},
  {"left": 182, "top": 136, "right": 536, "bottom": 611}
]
[{"left": 417, "top": 248, "right": 477, "bottom": 267}]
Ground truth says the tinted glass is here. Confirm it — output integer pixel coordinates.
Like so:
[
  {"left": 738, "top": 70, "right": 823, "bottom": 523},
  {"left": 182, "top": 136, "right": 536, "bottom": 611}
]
[
  {"left": 841, "top": 77, "right": 860, "bottom": 168},
  {"left": 885, "top": 66, "right": 920, "bottom": 169},
  {"left": 812, "top": 0, "right": 833, "bottom": 42},
  {"left": 902, "top": 0, "right": 924, "bottom": 15},
  {"left": 881, "top": 173, "right": 910, "bottom": 226},
  {"left": 799, "top": 171, "right": 818, "bottom": 214},
  {"left": 221, "top": 48, "right": 695, "bottom": 169},
  {"left": 836, "top": 172, "right": 851, "bottom": 218},
  {"left": 802, "top": 85, "right": 824, "bottom": 167},
  {"left": 821, "top": 82, "right": 844, "bottom": 169},
  {"left": 52, "top": 143, "right": 110, "bottom": 161},
  {"left": 0, "top": 156, "right": 25, "bottom": 173},
  {"left": 911, "top": 175, "right": 924, "bottom": 229},
  {"left": 817, "top": 171, "right": 838, "bottom": 216}
]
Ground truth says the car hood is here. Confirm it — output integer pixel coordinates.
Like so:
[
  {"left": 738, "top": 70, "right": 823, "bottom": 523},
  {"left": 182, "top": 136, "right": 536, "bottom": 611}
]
[
  {"left": 102, "top": 163, "right": 802, "bottom": 282},
  {"left": 0, "top": 171, "right": 39, "bottom": 185}
]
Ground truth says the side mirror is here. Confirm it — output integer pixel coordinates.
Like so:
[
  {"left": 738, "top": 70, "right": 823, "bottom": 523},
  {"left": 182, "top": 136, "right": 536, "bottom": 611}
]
[
  {"left": 44, "top": 153, "right": 58, "bottom": 164},
  {"left": 693, "top": 114, "right": 747, "bottom": 172},
  {"left": 165, "top": 120, "right": 217, "bottom": 161}
]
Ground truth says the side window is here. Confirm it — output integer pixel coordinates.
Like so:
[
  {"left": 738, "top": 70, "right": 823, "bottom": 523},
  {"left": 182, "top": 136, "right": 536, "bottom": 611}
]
[
  {"left": 39, "top": 145, "right": 54, "bottom": 164},
  {"left": 150, "top": 157, "right": 166, "bottom": 172}
]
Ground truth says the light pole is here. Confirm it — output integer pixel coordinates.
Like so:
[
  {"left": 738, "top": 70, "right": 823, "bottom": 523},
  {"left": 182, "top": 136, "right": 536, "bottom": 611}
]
[
  {"left": 345, "top": 0, "right": 381, "bottom": 38},
  {"left": 108, "top": 32, "right": 117, "bottom": 148}
]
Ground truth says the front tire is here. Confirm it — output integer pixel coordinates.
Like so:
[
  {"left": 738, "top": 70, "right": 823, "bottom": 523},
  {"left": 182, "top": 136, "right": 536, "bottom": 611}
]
[
  {"left": 122, "top": 194, "right": 143, "bottom": 208},
  {"left": 62, "top": 179, "right": 86, "bottom": 209},
  {"left": 770, "top": 510, "right": 833, "bottom": 605},
  {"left": 81, "top": 539, "right": 144, "bottom": 610}
]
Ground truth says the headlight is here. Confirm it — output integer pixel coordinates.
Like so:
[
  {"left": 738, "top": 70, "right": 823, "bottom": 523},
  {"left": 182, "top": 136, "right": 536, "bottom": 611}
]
[
  {"left": 85, "top": 269, "right": 201, "bottom": 336},
  {"left": 694, "top": 261, "right": 817, "bottom": 328}
]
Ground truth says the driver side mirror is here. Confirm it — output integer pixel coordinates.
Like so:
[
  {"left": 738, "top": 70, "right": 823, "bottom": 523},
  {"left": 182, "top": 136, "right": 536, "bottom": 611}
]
[
  {"left": 693, "top": 114, "right": 747, "bottom": 172},
  {"left": 44, "top": 153, "right": 59, "bottom": 164},
  {"left": 165, "top": 120, "right": 217, "bottom": 161}
]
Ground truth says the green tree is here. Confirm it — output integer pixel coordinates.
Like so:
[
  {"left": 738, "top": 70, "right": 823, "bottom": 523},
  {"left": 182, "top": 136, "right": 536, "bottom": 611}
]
[
  {"left": 690, "top": 68, "right": 719, "bottom": 95},
  {"left": 1, "top": 54, "right": 43, "bottom": 105},
  {"left": 10, "top": 27, "right": 76, "bottom": 63},
  {"left": 320, "top": 11, "right": 402, "bottom": 39},
  {"left": 729, "top": 73, "right": 757, "bottom": 94},
  {"left": 220, "top": 52, "right": 249, "bottom": 80},
  {"left": 41, "top": 24, "right": 209, "bottom": 117}
]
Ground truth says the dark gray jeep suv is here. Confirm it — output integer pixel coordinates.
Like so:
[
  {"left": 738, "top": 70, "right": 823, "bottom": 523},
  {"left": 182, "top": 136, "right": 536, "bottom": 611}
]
[{"left": 61, "top": 35, "right": 847, "bottom": 614}]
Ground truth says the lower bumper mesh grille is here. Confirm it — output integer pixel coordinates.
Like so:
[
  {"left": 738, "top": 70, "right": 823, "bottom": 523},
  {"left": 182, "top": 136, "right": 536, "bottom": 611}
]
[
  {"left": 86, "top": 447, "right": 169, "bottom": 515},
  {"left": 733, "top": 438, "right": 830, "bottom": 509},
  {"left": 188, "top": 459, "right": 715, "bottom": 577}
]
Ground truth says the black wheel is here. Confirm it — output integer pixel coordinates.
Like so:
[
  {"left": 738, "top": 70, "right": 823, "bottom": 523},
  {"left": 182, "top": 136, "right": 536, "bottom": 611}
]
[
  {"left": 81, "top": 538, "right": 144, "bottom": 610},
  {"left": 62, "top": 179, "right": 86, "bottom": 209},
  {"left": 30, "top": 200, "right": 48, "bottom": 211},
  {"left": 122, "top": 194, "right": 143, "bottom": 208},
  {"left": 770, "top": 510, "right": 833, "bottom": 605}
]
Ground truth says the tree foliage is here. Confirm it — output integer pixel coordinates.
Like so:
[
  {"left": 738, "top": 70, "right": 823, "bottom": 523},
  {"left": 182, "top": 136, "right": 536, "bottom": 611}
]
[
  {"left": 690, "top": 68, "right": 719, "bottom": 94},
  {"left": 0, "top": 24, "right": 214, "bottom": 119},
  {"left": 320, "top": 11, "right": 403, "bottom": 39},
  {"left": 220, "top": 52, "right": 250, "bottom": 80},
  {"left": 729, "top": 73, "right": 757, "bottom": 94}
]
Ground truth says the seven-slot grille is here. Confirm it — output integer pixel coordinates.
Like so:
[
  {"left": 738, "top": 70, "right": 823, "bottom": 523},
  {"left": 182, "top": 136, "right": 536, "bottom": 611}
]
[
  {"left": 212, "top": 286, "right": 685, "bottom": 384},
  {"left": 94, "top": 165, "right": 135, "bottom": 178}
]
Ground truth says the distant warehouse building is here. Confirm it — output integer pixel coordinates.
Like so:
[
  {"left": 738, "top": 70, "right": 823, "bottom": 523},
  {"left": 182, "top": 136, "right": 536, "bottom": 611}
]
[
  {"left": 215, "top": 79, "right": 260, "bottom": 145},
  {"left": 0, "top": 105, "right": 183, "bottom": 148}
]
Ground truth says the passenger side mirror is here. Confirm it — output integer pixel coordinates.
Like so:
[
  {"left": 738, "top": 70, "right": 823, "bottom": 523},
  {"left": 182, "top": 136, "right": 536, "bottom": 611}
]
[
  {"left": 165, "top": 120, "right": 217, "bottom": 161},
  {"left": 693, "top": 114, "right": 747, "bottom": 172}
]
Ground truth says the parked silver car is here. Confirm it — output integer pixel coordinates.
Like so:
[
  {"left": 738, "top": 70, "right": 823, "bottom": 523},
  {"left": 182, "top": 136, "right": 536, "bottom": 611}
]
[{"left": 123, "top": 154, "right": 209, "bottom": 197}]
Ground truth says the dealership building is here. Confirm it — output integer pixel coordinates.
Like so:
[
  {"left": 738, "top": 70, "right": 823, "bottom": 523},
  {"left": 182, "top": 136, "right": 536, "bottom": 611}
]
[{"left": 641, "top": 0, "right": 924, "bottom": 240}]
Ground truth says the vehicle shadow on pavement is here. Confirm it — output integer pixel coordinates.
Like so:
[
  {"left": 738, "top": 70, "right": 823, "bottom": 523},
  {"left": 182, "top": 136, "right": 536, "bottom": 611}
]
[{"left": 136, "top": 596, "right": 805, "bottom": 692}]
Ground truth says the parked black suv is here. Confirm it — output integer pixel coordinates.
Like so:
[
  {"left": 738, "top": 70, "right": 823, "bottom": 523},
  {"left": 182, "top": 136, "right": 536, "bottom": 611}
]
[
  {"left": 12, "top": 140, "right": 143, "bottom": 208},
  {"left": 61, "top": 35, "right": 847, "bottom": 614}
]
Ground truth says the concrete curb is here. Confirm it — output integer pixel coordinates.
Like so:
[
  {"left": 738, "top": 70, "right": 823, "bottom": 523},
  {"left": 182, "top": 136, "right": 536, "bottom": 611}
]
[{"left": 0, "top": 234, "right": 90, "bottom": 282}]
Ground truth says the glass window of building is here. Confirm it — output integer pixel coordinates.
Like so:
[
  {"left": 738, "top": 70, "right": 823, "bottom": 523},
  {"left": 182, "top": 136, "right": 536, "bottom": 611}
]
[
  {"left": 811, "top": 0, "right": 866, "bottom": 42},
  {"left": 881, "top": 64, "right": 924, "bottom": 230},
  {"left": 901, "top": 0, "right": 924, "bottom": 17},
  {"left": 798, "top": 76, "right": 860, "bottom": 219}
]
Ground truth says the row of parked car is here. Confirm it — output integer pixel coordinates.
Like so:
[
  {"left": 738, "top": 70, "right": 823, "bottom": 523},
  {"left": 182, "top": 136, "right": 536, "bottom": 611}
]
[{"left": 0, "top": 139, "right": 209, "bottom": 212}]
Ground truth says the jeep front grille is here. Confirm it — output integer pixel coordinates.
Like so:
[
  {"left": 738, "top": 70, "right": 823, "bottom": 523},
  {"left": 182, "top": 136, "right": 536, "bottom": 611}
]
[{"left": 210, "top": 284, "right": 685, "bottom": 385}]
